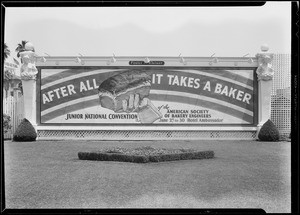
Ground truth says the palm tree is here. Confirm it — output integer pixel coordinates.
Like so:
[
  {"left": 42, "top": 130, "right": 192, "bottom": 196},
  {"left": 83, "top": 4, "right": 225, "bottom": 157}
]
[
  {"left": 15, "top": 40, "right": 28, "bottom": 58},
  {"left": 4, "top": 43, "right": 10, "bottom": 61},
  {"left": 3, "top": 43, "right": 13, "bottom": 80}
]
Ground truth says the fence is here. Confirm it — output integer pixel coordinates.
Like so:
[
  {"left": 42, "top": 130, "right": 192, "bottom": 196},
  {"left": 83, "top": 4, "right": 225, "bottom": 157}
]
[{"left": 3, "top": 94, "right": 24, "bottom": 139}]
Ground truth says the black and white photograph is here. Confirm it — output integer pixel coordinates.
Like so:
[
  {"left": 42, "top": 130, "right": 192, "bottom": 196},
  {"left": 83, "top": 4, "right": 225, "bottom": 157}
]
[{"left": 2, "top": 1, "right": 295, "bottom": 214}]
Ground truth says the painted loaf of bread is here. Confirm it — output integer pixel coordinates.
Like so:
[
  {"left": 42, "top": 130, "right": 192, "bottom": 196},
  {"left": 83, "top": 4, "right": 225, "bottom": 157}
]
[{"left": 98, "top": 70, "right": 162, "bottom": 123}]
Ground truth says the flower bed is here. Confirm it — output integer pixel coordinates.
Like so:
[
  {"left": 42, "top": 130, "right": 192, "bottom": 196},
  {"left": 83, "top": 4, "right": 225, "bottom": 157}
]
[{"left": 78, "top": 146, "right": 214, "bottom": 163}]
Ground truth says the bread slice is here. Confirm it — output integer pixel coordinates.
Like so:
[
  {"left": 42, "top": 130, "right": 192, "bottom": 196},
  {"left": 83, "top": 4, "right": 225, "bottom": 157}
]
[{"left": 138, "top": 98, "right": 163, "bottom": 123}]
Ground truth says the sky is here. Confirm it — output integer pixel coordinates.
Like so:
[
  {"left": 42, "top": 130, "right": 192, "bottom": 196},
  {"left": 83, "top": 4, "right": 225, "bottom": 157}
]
[{"left": 4, "top": 2, "right": 291, "bottom": 63}]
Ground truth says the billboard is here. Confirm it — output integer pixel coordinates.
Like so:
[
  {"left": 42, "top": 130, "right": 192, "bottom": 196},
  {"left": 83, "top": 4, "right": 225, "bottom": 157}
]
[{"left": 39, "top": 67, "right": 256, "bottom": 125}]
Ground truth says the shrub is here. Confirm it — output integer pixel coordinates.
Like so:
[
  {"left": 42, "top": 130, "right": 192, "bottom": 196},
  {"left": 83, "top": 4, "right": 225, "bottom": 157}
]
[
  {"left": 130, "top": 155, "right": 149, "bottom": 163},
  {"left": 78, "top": 152, "right": 149, "bottom": 163},
  {"left": 3, "top": 113, "right": 12, "bottom": 133},
  {"left": 78, "top": 150, "right": 215, "bottom": 163},
  {"left": 13, "top": 118, "right": 37, "bottom": 142},
  {"left": 258, "top": 119, "right": 280, "bottom": 141},
  {"left": 148, "top": 156, "right": 160, "bottom": 162}
]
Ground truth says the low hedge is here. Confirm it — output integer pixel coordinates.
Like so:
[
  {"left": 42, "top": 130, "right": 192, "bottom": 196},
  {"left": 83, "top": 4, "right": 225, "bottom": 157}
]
[
  {"left": 78, "top": 152, "right": 149, "bottom": 163},
  {"left": 78, "top": 150, "right": 214, "bottom": 163}
]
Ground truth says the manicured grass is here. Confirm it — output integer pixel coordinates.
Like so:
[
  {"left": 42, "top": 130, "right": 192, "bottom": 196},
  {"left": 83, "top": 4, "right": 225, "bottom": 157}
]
[
  {"left": 4, "top": 140, "right": 291, "bottom": 212},
  {"left": 78, "top": 146, "right": 214, "bottom": 163}
]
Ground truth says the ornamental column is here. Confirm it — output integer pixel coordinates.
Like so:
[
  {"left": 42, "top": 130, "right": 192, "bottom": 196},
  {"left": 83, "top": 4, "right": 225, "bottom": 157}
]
[
  {"left": 20, "top": 42, "right": 38, "bottom": 130},
  {"left": 256, "top": 44, "right": 274, "bottom": 137}
]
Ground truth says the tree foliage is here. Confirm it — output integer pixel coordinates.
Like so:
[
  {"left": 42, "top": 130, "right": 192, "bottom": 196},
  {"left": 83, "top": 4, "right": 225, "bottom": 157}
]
[
  {"left": 3, "top": 113, "right": 12, "bottom": 133},
  {"left": 4, "top": 43, "right": 10, "bottom": 61},
  {"left": 15, "top": 40, "right": 28, "bottom": 58}
]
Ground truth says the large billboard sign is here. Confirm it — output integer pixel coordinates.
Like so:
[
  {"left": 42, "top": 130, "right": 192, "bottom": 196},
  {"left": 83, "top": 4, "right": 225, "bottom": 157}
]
[{"left": 39, "top": 67, "right": 256, "bottom": 125}]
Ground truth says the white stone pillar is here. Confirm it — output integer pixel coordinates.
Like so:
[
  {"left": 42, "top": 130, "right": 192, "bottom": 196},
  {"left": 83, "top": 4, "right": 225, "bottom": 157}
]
[
  {"left": 256, "top": 44, "right": 274, "bottom": 138},
  {"left": 20, "top": 42, "right": 38, "bottom": 130}
]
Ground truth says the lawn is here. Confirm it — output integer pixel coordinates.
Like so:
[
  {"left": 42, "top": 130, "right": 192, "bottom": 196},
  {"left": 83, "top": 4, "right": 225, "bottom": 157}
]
[{"left": 4, "top": 140, "right": 291, "bottom": 212}]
